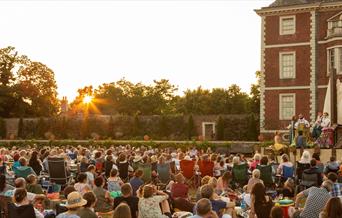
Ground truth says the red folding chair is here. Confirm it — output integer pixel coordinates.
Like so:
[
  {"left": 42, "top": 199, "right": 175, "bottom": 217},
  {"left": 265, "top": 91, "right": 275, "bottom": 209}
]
[
  {"left": 198, "top": 160, "right": 214, "bottom": 177},
  {"left": 95, "top": 161, "right": 104, "bottom": 173},
  {"left": 180, "top": 160, "right": 196, "bottom": 188}
]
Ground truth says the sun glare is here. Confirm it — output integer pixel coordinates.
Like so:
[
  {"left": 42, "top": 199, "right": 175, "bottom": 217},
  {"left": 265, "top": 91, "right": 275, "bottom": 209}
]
[{"left": 83, "top": 95, "right": 93, "bottom": 104}]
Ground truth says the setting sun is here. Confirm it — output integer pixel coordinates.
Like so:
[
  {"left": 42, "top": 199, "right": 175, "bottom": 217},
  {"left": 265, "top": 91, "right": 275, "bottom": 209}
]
[{"left": 83, "top": 95, "right": 93, "bottom": 104}]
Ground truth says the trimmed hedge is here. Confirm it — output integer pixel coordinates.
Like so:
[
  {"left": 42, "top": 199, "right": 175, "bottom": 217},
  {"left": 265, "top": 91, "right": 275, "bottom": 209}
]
[{"left": 0, "top": 139, "right": 234, "bottom": 151}]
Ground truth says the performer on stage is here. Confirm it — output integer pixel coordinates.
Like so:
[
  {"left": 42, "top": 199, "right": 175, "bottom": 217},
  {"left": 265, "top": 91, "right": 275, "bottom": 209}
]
[
  {"left": 287, "top": 115, "right": 297, "bottom": 145},
  {"left": 312, "top": 112, "right": 323, "bottom": 140},
  {"left": 294, "top": 114, "right": 310, "bottom": 129},
  {"left": 273, "top": 131, "right": 287, "bottom": 154},
  {"left": 321, "top": 112, "right": 331, "bottom": 128}
]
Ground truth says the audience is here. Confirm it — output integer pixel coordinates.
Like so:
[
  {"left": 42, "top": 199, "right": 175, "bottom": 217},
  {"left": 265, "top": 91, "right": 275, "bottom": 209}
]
[{"left": 0, "top": 144, "right": 342, "bottom": 218}]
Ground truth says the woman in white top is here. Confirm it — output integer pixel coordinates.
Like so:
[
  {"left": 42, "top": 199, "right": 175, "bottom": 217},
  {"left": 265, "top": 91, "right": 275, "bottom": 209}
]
[{"left": 74, "top": 173, "right": 91, "bottom": 196}]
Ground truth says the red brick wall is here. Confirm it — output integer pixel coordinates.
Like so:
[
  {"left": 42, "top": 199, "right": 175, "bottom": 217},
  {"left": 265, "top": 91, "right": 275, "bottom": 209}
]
[
  {"left": 317, "top": 10, "right": 341, "bottom": 41},
  {"left": 264, "top": 46, "right": 311, "bottom": 87},
  {"left": 264, "top": 89, "right": 311, "bottom": 130},
  {"left": 265, "top": 12, "right": 311, "bottom": 45}
]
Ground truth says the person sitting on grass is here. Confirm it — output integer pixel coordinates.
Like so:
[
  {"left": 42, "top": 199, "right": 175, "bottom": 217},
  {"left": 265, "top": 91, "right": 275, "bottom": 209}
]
[
  {"left": 190, "top": 198, "right": 219, "bottom": 218},
  {"left": 138, "top": 184, "right": 171, "bottom": 218},
  {"left": 108, "top": 168, "right": 123, "bottom": 192},
  {"left": 113, "top": 202, "right": 132, "bottom": 218},
  {"left": 85, "top": 165, "right": 96, "bottom": 187},
  {"left": 200, "top": 184, "right": 235, "bottom": 217},
  {"left": 114, "top": 183, "right": 139, "bottom": 218},
  {"left": 74, "top": 173, "right": 91, "bottom": 196},
  {"left": 93, "top": 176, "right": 113, "bottom": 213},
  {"left": 247, "top": 169, "right": 263, "bottom": 193},
  {"left": 26, "top": 174, "right": 44, "bottom": 194},
  {"left": 327, "top": 172, "right": 341, "bottom": 197},
  {"left": 129, "top": 169, "right": 144, "bottom": 196},
  {"left": 270, "top": 206, "right": 283, "bottom": 218},
  {"left": 319, "top": 197, "right": 342, "bottom": 218},
  {"left": 170, "top": 173, "right": 194, "bottom": 212},
  {"left": 56, "top": 191, "right": 87, "bottom": 218},
  {"left": 13, "top": 188, "right": 44, "bottom": 218},
  {"left": 0, "top": 174, "right": 14, "bottom": 195},
  {"left": 78, "top": 191, "right": 97, "bottom": 218}
]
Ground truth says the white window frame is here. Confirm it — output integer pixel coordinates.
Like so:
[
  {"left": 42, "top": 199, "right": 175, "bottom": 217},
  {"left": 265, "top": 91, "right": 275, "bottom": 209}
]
[
  {"left": 279, "top": 15, "right": 296, "bottom": 35},
  {"left": 279, "top": 51, "right": 296, "bottom": 79},
  {"left": 326, "top": 46, "right": 342, "bottom": 76},
  {"left": 279, "top": 93, "right": 296, "bottom": 120}
]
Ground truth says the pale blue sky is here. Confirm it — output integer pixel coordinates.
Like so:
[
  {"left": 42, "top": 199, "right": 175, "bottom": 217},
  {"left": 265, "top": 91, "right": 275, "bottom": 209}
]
[{"left": 0, "top": 0, "right": 274, "bottom": 100}]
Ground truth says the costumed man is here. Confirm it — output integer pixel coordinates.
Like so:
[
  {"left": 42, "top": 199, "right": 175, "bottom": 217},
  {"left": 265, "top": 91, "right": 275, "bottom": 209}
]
[
  {"left": 287, "top": 115, "right": 297, "bottom": 145},
  {"left": 294, "top": 114, "right": 310, "bottom": 144},
  {"left": 295, "top": 114, "right": 310, "bottom": 129},
  {"left": 312, "top": 112, "right": 323, "bottom": 140}
]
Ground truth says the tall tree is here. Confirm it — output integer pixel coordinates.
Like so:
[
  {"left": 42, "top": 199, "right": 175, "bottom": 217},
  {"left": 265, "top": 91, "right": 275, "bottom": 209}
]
[
  {"left": 17, "top": 62, "right": 59, "bottom": 116},
  {"left": 0, "top": 46, "right": 29, "bottom": 117}
]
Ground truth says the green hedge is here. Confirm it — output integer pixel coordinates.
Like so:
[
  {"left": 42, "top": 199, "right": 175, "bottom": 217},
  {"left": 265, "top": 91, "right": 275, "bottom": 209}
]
[{"left": 0, "top": 139, "right": 233, "bottom": 151}]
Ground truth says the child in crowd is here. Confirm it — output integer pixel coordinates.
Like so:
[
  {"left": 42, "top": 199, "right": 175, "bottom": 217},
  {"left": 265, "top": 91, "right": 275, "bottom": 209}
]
[
  {"left": 129, "top": 169, "right": 144, "bottom": 196},
  {"left": 108, "top": 168, "right": 123, "bottom": 192},
  {"left": 93, "top": 176, "right": 113, "bottom": 213},
  {"left": 85, "top": 165, "right": 96, "bottom": 187},
  {"left": 26, "top": 174, "right": 44, "bottom": 194},
  {"left": 74, "top": 173, "right": 91, "bottom": 196}
]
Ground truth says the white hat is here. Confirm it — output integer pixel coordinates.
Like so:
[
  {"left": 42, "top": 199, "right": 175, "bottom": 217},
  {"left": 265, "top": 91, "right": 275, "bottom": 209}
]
[
  {"left": 133, "top": 155, "right": 142, "bottom": 163},
  {"left": 64, "top": 191, "right": 87, "bottom": 209},
  {"left": 184, "top": 155, "right": 191, "bottom": 161}
]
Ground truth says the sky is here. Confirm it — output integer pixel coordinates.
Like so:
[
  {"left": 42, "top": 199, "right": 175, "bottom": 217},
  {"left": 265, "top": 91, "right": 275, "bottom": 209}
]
[{"left": 0, "top": 0, "right": 274, "bottom": 101}]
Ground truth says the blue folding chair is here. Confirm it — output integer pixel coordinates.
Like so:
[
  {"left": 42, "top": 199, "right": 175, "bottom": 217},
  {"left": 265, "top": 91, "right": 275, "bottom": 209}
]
[{"left": 283, "top": 166, "right": 294, "bottom": 180}]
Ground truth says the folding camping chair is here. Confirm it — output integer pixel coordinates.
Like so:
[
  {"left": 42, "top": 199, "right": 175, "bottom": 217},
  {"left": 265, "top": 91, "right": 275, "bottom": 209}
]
[
  {"left": 232, "top": 163, "right": 248, "bottom": 187},
  {"left": 296, "top": 172, "right": 319, "bottom": 193},
  {"left": 47, "top": 157, "right": 72, "bottom": 186},
  {"left": 296, "top": 162, "right": 310, "bottom": 184},
  {"left": 257, "top": 165, "right": 273, "bottom": 187},
  {"left": 180, "top": 160, "right": 196, "bottom": 188},
  {"left": 157, "top": 163, "right": 171, "bottom": 184},
  {"left": 137, "top": 163, "right": 152, "bottom": 183},
  {"left": 7, "top": 203, "right": 35, "bottom": 218},
  {"left": 198, "top": 160, "right": 214, "bottom": 178}
]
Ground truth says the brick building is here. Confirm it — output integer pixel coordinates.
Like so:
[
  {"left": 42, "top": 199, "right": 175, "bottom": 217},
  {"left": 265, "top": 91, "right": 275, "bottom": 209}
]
[{"left": 255, "top": 0, "right": 342, "bottom": 136}]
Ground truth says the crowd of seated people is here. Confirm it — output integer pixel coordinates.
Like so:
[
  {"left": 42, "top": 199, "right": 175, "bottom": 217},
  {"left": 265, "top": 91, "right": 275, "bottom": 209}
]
[{"left": 0, "top": 145, "right": 342, "bottom": 218}]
